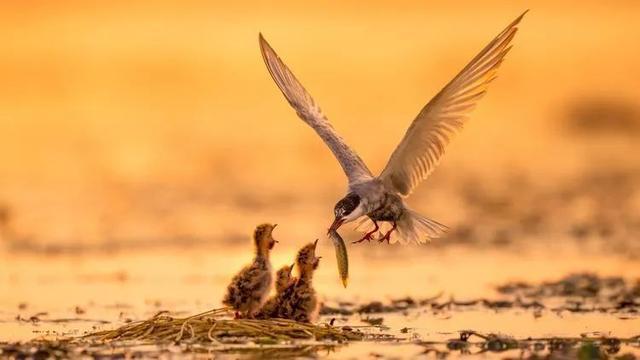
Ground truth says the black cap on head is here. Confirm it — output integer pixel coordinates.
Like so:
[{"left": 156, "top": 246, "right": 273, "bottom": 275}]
[{"left": 334, "top": 193, "right": 360, "bottom": 217}]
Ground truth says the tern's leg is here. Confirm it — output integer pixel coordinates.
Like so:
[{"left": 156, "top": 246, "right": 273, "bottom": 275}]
[
  {"left": 353, "top": 220, "right": 379, "bottom": 244},
  {"left": 378, "top": 222, "right": 397, "bottom": 244}
]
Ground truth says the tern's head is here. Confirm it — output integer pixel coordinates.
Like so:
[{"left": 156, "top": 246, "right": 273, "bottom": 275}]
[
  {"left": 275, "top": 263, "right": 295, "bottom": 292},
  {"left": 296, "top": 239, "right": 321, "bottom": 276},
  {"left": 329, "top": 193, "right": 363, "bottom": 233},
  {"left": 253, "top": 223, "right": 278, "bottom": 255}
]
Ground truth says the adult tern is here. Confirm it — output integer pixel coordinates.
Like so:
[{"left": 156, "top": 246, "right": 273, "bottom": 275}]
[{"left": 259, "top": 11, "right": 527, "bottom": 244}]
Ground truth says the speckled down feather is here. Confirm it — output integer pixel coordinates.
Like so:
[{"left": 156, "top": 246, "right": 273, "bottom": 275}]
[
  {"left": 256, "top": 265, "right": 294, "bottom": 319},
  {"left": 272, "top": 278, "right": 319, "bottom": 323},
  {"left": 269, "top": 243, "right": 320, "bottom": 323},
  {"left": 222, "top": 257, "right": 272, "bottom": 316}
]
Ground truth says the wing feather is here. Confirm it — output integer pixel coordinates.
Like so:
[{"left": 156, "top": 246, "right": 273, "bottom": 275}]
[
  {"left": 259, "top": 34, "right": 373, "bottom": 185},
  {"left": 379, "top": 11, "right": 527, "bottom": 196}
]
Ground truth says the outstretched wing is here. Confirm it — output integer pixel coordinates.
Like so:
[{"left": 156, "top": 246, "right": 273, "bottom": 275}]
[
  {"left": 259, "top": 34, "right": 373, "bottom": 185},
  {"left": 379, "top": 11, "right": 527, "bottom": 196}
]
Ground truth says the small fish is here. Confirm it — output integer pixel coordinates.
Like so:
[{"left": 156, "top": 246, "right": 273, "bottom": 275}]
[{"left": 328, "top": 229, "right": 349, "bottom": 288}]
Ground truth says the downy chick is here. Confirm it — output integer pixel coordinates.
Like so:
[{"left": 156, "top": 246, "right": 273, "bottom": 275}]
[
  {"left": 276, "top": 240, "right": 321, "bottom": 323},
  {"left": 255, "top": 263, "right": 295, "bottom": 319},
  {"left": 222, "top": 223, "right": 278, "bottom": 318}
]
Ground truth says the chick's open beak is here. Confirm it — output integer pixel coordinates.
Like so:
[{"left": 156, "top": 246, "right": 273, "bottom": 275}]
[
  {"left": 328, "top": 217, "right": 344, "bottom": 234},
  {"left": 288, "top": 263, "right": 295, "bottom": 276},
  {"left": 270, "top": 224, "right": 278, "bottom": 246}
]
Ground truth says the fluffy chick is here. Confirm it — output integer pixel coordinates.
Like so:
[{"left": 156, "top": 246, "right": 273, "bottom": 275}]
[
  {"left": 255, "top": 263, "right": 295, "bottom": 319},
  {"left": 274, "top": 240, "right": 321, "bottom": 323},
  {"left": 222, "top": 223, "right": 278, "bottom": 318}
]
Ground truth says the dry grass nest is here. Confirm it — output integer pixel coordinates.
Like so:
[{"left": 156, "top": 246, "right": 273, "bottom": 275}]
[{"left": 83, "top": 308, "right": 365, "bottom": 344}]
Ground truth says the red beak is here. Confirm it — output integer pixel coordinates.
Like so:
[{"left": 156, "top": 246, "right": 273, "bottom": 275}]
[{"left": 328, "top": 217, "right": 344, "bottom": 234}]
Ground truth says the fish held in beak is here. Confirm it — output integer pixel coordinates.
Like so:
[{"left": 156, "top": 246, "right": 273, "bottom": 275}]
[
  {"left": 328, "top": 229, "right": 349, "bottom": 288},
  {"left": 328, "top": 217, "right": 344, "bottom": 234}
]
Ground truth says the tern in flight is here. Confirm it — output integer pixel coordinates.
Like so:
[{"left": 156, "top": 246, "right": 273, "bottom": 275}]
[{"left": 259, "top": 11, "right": 527, "bottom": 244}]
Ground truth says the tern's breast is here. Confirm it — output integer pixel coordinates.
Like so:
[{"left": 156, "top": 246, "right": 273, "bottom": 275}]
[{"left": 350, "top": 179, "right": 386, "bottom": 212}]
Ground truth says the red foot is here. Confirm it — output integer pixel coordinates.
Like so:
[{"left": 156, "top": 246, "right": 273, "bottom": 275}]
[
  {"left": 353, "top": 221, "right": 379, "bottom": 244},
  {"left": 378, "top": 222, "right": 397, "bottom": 244}
]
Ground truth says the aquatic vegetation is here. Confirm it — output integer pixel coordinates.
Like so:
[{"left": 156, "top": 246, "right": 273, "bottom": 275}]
[
  {"left": 3, "top": 326, "right": 638, "bottom": 359},
  {"left": 319, "top": 274, "right": 640, "bottom": 318},
  {"left": 416, "top": 332, "right": 640, "bottom": 358},
  {"left": 497, "top": 273, "right": 640, "bottom": 314},
  {"left": 0, "top": 338, "right": 342, "bottom": 359},
  {"left": 82, "top": 308, "right": 364, "bottom": 343}
]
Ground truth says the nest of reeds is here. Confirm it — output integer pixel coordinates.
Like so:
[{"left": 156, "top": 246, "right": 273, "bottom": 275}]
[{"left": 83, "top": 308, "right": 364, "bottom": 344}]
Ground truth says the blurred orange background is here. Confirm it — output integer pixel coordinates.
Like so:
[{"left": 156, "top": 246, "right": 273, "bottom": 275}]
[
  {"left": 2, "top": 3, "right": 640, "bottom": 348},
  {"left": 0, "top": 1, "right": 639, "bottom": 246}
]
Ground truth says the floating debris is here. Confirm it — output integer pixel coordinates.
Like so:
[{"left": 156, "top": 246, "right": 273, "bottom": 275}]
[
  {"left": 320, "top": 274, "right": 640, "bottom": 316},
  {"left": 0, "top": 339, "right": 341, "bottom": 359},
  {"left": 3, "top": 330, "right": 638, "bottom": 360},
  {"left": 497, "top": 273, "right": 640, "bottom": 314},
  {"left": 420, "top": 331, "right": 640, "bottom": 358},
  {"left": 320, "top": 305, "right": 354, "bottom": 316},
  {"left": 361, "top": 317, "right": 384, "bottom": 326}
]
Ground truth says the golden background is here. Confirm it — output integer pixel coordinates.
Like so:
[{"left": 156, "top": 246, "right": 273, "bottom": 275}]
[
  {"left": 1, "top": 2, "right": 640, "bottom": 348},
  {"left": 0, "top": 1, "right": 638, "bottom": 246}
]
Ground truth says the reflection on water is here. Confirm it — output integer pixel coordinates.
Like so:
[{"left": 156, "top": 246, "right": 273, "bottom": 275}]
[
  {"left": 1, "top": 156, "right": 639, "bottom": 359},
  {"left": 1, "top": 242, "right": 638, "bottom": 358}
]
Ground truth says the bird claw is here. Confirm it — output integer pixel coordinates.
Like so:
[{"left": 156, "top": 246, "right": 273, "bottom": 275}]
[
  {"left": 378, "top": 232, "right": 392, "bottom": 244},
  {"left": 352, "top": 231, "right": 376, "bottom": 244},
  {"left": 378, "top": 222, "right": 397, "bottom": 244},
  {"left": 353, "top": 221, "right": 380, "bottom": 244}
]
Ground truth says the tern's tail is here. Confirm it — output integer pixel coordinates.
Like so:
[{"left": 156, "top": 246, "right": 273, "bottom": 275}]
[
  {"left": 356, "top": 209, "right": 448, "bottom": 244},
  {"left": 396, "top": 209, "right": 448, "bottom": 245}
]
